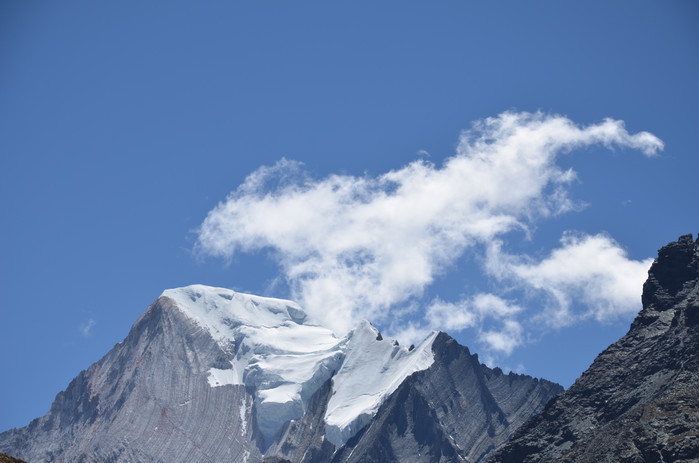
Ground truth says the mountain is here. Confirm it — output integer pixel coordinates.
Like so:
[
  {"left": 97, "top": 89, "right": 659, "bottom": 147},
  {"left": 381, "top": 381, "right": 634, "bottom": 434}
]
[
  {"left": 489, "top": 234, "right": 699, "bottom": 463},
  {"left": 327, "top": 333, "right": 562, "bottom": 463},
  {"left": 0, "top": 286, "right": 561, "bottom": 462}
]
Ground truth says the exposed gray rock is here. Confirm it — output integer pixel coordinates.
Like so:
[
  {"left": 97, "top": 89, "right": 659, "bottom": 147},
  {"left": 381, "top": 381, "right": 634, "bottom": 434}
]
[
  {"left": 488, "top": 234, "right": 699, "bottom": 463},
  {"left": 263, "top": 332, "right": 561, "bottom": 463},
  {"left": 324, "top": 333, "right": 562, "bottom": 463},
  {"left": 264, "top": 379, "right": 335, "bottom": 463},
  {"left": 0, "top": 296, "right": 264, "bottom": 463}
]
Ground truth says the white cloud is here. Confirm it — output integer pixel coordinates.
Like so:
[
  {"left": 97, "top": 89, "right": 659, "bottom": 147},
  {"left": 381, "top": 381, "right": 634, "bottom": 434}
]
[
  {"left": 471, "top": 293, "right": 523, "bottom": 318},
  {"left": 487, "top": 233, "right": 654, "bottom": 327},
  {"left": 196, "top": 111, "right": 662, "bottom": 348},
  {"left": 426, "top": 298, "right": 476, "bottom": 332},
  {"left": 478, "top": 319, "right": 524, "bottom": 356},
  {"left": 386, "top": 293, "right": 525, "bottom": 351},
  {"left": 422, "top": 294, "right": 524, "bottom": 356}
]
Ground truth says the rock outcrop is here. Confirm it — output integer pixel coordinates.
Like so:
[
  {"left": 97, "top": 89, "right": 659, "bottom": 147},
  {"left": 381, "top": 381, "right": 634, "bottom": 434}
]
[
  {"left": 489, "top": 234, "right": 699, "bottom": 463},
  {"left": 0, "top": 452, "right": 26, "bottom": 463}
]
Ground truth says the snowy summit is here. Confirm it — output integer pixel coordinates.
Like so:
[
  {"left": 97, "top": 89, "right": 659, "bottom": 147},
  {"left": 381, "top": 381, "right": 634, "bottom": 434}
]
[{"left": 161, "top": 285, "right": 438, "bottom": 447}]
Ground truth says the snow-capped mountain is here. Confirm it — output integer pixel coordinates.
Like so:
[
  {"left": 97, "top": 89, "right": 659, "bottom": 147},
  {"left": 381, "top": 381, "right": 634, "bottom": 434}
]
[
  {"left": 0, "top": 285, "right": 561, "bottom": 463},
  {"left": 162, "top": 285, "right": 438, "bottom": 448}
]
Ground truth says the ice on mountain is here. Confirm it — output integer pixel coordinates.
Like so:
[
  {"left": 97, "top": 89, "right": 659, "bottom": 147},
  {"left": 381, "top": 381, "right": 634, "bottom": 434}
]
[
  {"left": 207, "top": 366, "right": 241, "bottom": 387},
  {"left": 324, "top": 321, "right": 438, "bottom": 447},
  {"left": 163, "top": 285, "right": 438, "bottom": 448},
  {"left": 164, "top": 285, "right": 343, "bottom": 444}
]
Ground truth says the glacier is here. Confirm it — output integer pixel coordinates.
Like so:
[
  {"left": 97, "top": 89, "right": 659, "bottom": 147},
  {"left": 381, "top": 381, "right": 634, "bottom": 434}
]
[{"left": 163, "top": 285, "right": 437, "bottom": 447}]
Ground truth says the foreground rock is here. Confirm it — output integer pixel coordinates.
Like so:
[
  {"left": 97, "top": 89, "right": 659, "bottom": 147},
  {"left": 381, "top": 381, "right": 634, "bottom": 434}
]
[{"left": 489, "top": 234, "right": 699, "bottom": 463}]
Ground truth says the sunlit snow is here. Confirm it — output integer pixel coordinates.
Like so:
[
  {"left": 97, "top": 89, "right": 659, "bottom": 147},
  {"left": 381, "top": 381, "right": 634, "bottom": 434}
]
[
  {"left": 324, "top": 322, "right": 438, "bottom": 446},
  {"left": 162, "top": 284, "right": 437, "bottom": 447}
]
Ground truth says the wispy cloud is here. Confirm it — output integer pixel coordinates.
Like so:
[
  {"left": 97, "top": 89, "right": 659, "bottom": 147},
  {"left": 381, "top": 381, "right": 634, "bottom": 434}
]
[
  {"left": 420, "top": 294, "right": 524, "bottom": 356},
  {"left": 80, "top": 318, "right": 95, "bottom": 337},
  {"left": 196, "top": 111, "right": 661, "bottom": 360}
]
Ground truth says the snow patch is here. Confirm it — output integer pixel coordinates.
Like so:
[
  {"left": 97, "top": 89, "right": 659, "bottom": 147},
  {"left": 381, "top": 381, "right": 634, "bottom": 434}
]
[
  {"left": 207, "top": 366, "right": 241, "bottom": 387},
  {"left": 239, "top": 401, "right": 248, "bottom": 435},
  {"left": 258, "top": 383, "right": 301, "bottom": 404}
]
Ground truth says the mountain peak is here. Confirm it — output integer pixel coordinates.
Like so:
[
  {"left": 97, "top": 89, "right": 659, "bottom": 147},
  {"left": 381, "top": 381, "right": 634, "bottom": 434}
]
[
  {"left": 344, "top": 319, "right": 382, "bottom": 341},
  {"left": 642, "top": 234, "right": 699, "bottom": 311},
  {"left": 161, "top": 285, "right": 312, "bottom": 331}
]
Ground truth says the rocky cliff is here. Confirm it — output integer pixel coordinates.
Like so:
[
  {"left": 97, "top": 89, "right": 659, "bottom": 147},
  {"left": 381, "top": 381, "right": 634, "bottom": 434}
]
[{"left": 489, "top": 234, "right": 699, "bottom": 463}]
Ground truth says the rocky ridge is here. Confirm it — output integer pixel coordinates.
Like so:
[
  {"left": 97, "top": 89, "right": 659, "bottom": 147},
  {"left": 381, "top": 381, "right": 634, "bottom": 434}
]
[
  {"left": 326, "top": 333, "right": 561, "bottom": 463},
  {"left": 489, "top": 234, "right": 699, "bottom": 463},
  {"left": 264, "top": 333, "right": 561, "bottom": 463}
]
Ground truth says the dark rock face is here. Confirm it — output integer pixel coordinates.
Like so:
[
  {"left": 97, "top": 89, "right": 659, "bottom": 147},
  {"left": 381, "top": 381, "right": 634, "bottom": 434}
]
[
  {"left": 264, "top": 379, "right": 336, "bottom": 463},
  {"left": 489, "top": 234, "right": 699, "bottom": 463},
  {"left": 324, "top": 333, "right": 562, "bottom": 463}
]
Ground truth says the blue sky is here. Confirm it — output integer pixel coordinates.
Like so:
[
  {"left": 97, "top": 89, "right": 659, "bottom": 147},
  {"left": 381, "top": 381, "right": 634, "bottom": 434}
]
[{"left": 1, "top": 1, "right": 698, "bottom": 433}]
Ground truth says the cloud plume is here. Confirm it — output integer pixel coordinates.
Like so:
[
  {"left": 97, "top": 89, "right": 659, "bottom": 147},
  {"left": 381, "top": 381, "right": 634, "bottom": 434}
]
[{"left": 196, "top": 111, "right": 661, "bottom": 357}]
